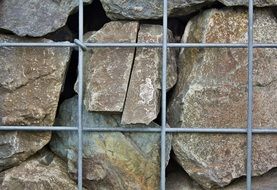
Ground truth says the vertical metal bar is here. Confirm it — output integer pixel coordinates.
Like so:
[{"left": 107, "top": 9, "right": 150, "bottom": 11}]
[
  {"left": 246, "top": 0, "right": 254, "bottom": 190},
  {"left": 161, "top": 0, "right": 168, "bottom": 189},
  {"left": 77, "top": 0, "right": 84, "bottom": 189}
]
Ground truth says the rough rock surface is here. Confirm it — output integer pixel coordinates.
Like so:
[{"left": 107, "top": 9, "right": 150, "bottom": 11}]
[
  {"left": 122, "top": 24, "right": 177, "bottom": 125},
  {"left": 77, "top": 21, "right": 139, "bottom": 112},
  {"left": 166, "top": 167, "right": 277, "bottom": 190},
  {"left": 0, "top": 132, "right": 51, "bottom": 172},
  {"left": 50, "top": 96, "right": 171, "bottom": 190},
  {"left": 100, "top": 0, "right": 214, "bottom": 19},
  {"left": 0, "top": 34, "right": 71, "bottom": 126},
  {"left": 168, "top": 8, "right": 277, "bottom": 189},
  {"left": 0, "top": 0, "right": 92, "bottom": 37},
  {"left": 219, "top": 0, "right": 277, "bottom": 6},
  {"left": 0, "top": 149, "right": 77, "bottom": 190},
  {"left": 224, "top": 168, "right": 277, "bottom": 190},
  {"left": 100, "top": 0, "right": 277, "bottom": 20}
]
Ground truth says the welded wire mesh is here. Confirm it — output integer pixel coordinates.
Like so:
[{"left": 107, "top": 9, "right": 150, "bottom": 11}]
[{"left": 0, "top": 0, "right": 277, "bottom": 190}]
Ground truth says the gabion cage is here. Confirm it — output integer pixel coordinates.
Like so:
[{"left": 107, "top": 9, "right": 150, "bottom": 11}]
[{"left": 0, "top": 0, "right": 277, "bottom": 190}]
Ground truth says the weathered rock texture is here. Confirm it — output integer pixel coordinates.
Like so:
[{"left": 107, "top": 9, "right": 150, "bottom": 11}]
[
  {"left": 223, "top": 168, "right": 277, "bottom": 190},
  {"left": 168, "top": 8, "right": 277, "bottom": 189},
  {"left": 50, "top": 96, "right": 171, "bottom": 190},
  {"left": 0, "top": 0, "right": 92, "bottom": 37},
  {"left": 0, "top": 149, "right": 77, "bottom": 190},
  {"left": 219, "top": 0, "right": 277, "bottom": 6},
  {"left": 0, "top": 132, "right": 51, "bottom": 172},
  {"left": 0, "top": 34, "right": 71, "bottom": 126},
  {"left": 78, "top": 21, "right": 139, "bottom": 112},
  {"left": 100, "top": 0, "right": 214, "bottom": 19},
  {"left": 166, "top": 167, "right": 277, "bottom": 190},
  {"left": 100, "top": 0, "right": 277, "bottom": 20},
  {"left": 122, "top": 24, "right": 177, "bottom": 125}
]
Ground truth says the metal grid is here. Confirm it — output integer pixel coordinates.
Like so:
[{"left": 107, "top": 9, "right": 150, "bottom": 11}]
[{"left": 0, "top": 0, "right": 277, "bottom": 190}]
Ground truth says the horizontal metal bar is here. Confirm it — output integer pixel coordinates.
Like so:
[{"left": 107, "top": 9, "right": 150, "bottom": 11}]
[
  {"left": 0, "top": 126, "right": 77, "bottom": 131},
  {"left": 1, "top": 42, "right": 277, "bottom": 48},
  {"left": 0, "top": 126, "right": 276, "bottom": 133}
]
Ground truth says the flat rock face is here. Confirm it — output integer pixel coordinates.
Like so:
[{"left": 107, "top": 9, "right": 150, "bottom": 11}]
[
  {"left": 0, "top": 34, "right": 71, "bottom": 126},
  {"left": 0, "top": 149, "right": 77, "bottom": 190},
  {"left": 219, "top": 0, "right": 277, "bottom": 6},
  {"left": 122, "top": 24, "right": 177, "bottom": 125},
  {"left": 0, "top": 131, "right": 51, "bottom": 172},
  {"left": 168, "top": 8, "right": 277, "bottom": 189},
  {"left": 50, "top": 96, "right": 171, "bottom": 190},
  {"left": 0, "top": 0, "right": 92, "bottom": 37},
  {"left": 100, "top": 0, "right": 215, "bottom": 20},
  {"left": 78, "top": 21, "right": 139, "bottom": 112}
]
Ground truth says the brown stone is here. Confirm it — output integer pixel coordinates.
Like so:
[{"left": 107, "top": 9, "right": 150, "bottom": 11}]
[
  {"left": 168, "top": 8, "right": 277, "bottom": 189},
  {"left": 77, "top": 21, "right": 139, "bottom": 112},
  {"left": 0, "top": 149, "right": 77, "bottom": 190},
  {"left": 0, "top": 0, "right": 92, "bottom": 37},
  {"left": 122, "top": 24, "right": 177, "bottom": 125},
  {"left": 0, "top": 34, "right": 71, "bottom": 126},
  {"left": 0, "top": 131, "right": 51, "bottom": 172}
]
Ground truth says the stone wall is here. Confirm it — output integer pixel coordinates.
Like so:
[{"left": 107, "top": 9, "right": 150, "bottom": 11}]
[{"left": 0, "top": 0, "right": 276, "bottom": 189}]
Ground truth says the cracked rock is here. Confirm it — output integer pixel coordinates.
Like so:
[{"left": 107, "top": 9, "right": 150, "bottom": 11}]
[
  {"left": 122, "top": 24, "right": 177, "bottom": 125},
  {"left": 0, "top": 0, "right": 92, "bottom": 37},
  {"left": 0, "top": 34, "right": 71, "bottom": 126},
  {"left": 50, "top": 96, "right": 171, "bottom": 190},
  {"left": 168, "top": 8, "right": 277, "bottom": 189},
  {"left": 76, "top": 21, "right": 139, "bottom": 112},
  {"left": 0, "top": 149, "right": 77, "bottom": 190}
]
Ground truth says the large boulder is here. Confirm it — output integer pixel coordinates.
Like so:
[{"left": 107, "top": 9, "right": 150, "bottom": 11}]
[
  {"left": 99, "top": 0, "right": 215, "bottom": 20},
  {"left": 0, "top": 132, "right": 51, "bottom": 172},
  {"left": 50, "top": 96, "right": 171, "bottom": 190},
  {"left": 77, "top": 21, "right": 139, "bottom": 112},
  {"left": 122, "top": 24, "right": 177, "bottom": 125},
  {"left": 0, "top": 0, "right": 92, "bottom": 37},
  {"left": 0, "top": 34, "right": 71, "bottom": 126},
  {"left": 99, "top": 0, "right": 277, "bottom": 20},
  {"left": 0, "top": 149, "right": 77, "bottom": 190},
  {"left": 168, "top": 8, "right": 277, "bottom": 189}
]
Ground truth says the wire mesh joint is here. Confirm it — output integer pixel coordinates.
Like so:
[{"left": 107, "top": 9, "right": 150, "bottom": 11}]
[{"left": 74, "top": 39, "right": 88, "bottom": 51}]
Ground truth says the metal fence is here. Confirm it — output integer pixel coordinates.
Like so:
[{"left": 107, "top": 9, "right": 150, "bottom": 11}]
[{"left": 0, "top": 0, "right": 277, "bottom": 190}]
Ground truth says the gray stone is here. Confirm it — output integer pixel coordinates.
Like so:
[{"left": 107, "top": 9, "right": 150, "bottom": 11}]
[
  {"left": 76, "top": 21, "right": 139, "bottom": 112},
  {"left": 0, "top": 0, "right": 92, "bottom": 37},
  {"left": 50, "top": 96, "right": 171, "bottom": 190},
  {"left": 0, "top": 131, "right": 51, "bottom": 172},
  {"left": 0, "top": 149, "right": 77, "bottom": 190},
  {"left": 219, "top": 0, "right": 277, "bottom": 7},
  {"left": 0, "top": 34, "right": 71, "bottom": 126},
  {"left": 168, "top": 8, "right": 277, "bottom": 189},
  {"left": 122, "top": 24, "right": 177, "bottom": 125},
  {"left": 100, "top": 0, "right": 215, "bottom": 20}
]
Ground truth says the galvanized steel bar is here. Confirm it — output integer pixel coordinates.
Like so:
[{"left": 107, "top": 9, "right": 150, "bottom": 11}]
[
  {"left": 1, "top": 42, "right": 277, "bottom": 48},
  {"left": 160, "top": 0, "right": 168, "bottom": 189},
  {"left": 77, "top": 0, "right": 84, "bottom": 189},
  {"left": 247, "top": 0, "right": 254, "bottom": 189},
  {"left": 0, "top": 126, "right": 277, "bottom": 133}
]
